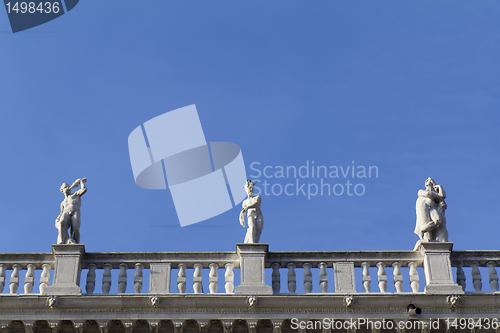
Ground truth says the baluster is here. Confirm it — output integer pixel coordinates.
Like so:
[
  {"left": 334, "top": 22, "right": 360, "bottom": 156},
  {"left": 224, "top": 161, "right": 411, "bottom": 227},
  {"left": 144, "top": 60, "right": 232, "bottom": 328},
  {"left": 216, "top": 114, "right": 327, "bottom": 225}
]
[
  {"left": 471, "top": 261, "right": 482, "bottom": 291},
  {"left": 487, "top": 261, "right": 499, "bottom": 292},
  {"left": 392, "top": 262, "right": 403, "bottom": 293},
  {"left": 224, "top": 263, "right": 234, "bottom": 293},
  {"left": 39, "top": 263, "right": 51, "bottom": 294},
  {"left": 134, "top": 263, "right": 143, "bottom": 293},
  {"left": 303, "top": 263, "right": 312, "bottom": 293},
  {"left": 86, "top": 264, "right": 96, "bottom": 294},
  {"left": 118, "top": 263, "right": 128, "bottom": 293},
  {"left": 361, "top": 262, "right": 371, "bottom": 292},
  {"left": 287, "top": 263, "right": 296, "bottom": 293},
  {"left": 0, "top": 264, "right": 7, "bottom": 293},
  {"left": 271, "top": 263, "right": 280, "bottom": 294},
  {"left": 9, "top": 264, "right": 20, "bottom": 294},
  {"left": 193, "top": 263, "right": 203, "bottom": 293},
  {"left": 177, "top": 263, "right": 186, "bottom": 293},
  {"left": 377, "top": 262, "right": 387, "bottom": 293},
  {"left": 318, "top": 262, "right": 328, "bottom": 293},
  {"left": 408, "top": 262, "right": 419, "bottom": 292},
  {"left": 456, "top": 264, "right": 466, "bottom": 290},
  {"left": 24, "top": 264, "right": 35, "bottom": 294},
  {"left": 209, "top": 263, "right": 218, "bottom": 294},
  {"left": 102, "top": 263, "right": 112, "bottom": 294}
]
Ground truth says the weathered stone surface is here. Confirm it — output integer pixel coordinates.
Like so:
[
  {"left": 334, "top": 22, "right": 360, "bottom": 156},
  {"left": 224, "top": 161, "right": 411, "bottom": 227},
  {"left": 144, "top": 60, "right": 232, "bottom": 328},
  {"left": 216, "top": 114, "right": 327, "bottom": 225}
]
[
  {"left": 417, "top": 242, "right": 464, "bottom": 294},
  {"left": 333, "top": 262, "right": 356, "bottom": 293},
  {"left": 43, "top": 244, "right": 85, "bottom": 295},
  {"left": 239, "top": 181, "right": 263, "bottom": 244},
  {"left": 415, "top": 177, "right": 448, "bottom": 243},
  {"left": 234, "top": 244, "right": 272, "bottom": 295}
]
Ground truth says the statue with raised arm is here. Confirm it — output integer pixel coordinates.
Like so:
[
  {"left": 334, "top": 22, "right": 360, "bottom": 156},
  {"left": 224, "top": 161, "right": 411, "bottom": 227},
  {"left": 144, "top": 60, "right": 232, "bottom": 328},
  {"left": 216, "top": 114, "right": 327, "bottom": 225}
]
[
  {"left": 55, "top": 178, "right": 87, "bottom": 244},
  {"left": 240, "top": 180, "right": 263, "bottom": 243},
  {"left": 414, "top": 177, "right": 448, "bottom": 242}
]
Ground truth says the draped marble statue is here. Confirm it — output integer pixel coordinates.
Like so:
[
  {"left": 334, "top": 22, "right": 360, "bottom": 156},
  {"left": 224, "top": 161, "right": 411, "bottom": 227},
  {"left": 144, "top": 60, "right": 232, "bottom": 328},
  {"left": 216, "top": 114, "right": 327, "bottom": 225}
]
[
  {"left": 55, "top": 178, "right": 87, "bottom": 244},
  {"left": 414, "top": 177, "right": 448, "bottom": 242},
  {"left": 239, "top": 180, "right": 263, "bottom": 243}
]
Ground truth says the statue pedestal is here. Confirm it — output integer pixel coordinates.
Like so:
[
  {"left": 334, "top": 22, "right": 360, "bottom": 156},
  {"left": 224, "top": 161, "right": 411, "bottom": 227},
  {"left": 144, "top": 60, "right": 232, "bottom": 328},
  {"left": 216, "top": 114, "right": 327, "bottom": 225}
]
[
  {"left": 234, "top": 244, "right": 272, "bottom": 295},
  {"left": 417, "top": 242, "right": 464, "bottom": 294},
  {"left": 43, "top": 244, "right": 85, "bottom": 295}
]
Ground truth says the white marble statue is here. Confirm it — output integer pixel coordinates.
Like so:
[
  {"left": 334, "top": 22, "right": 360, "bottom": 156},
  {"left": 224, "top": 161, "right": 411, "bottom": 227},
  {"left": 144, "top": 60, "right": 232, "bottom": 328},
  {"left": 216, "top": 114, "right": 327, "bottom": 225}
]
[
  {"left": 55, "top": 178, "right": 87, "bottom": 244},
  {"left": 414, "top": 177, "right": 448, "bottom": 242},
  {"left": 239, "top": 180, "right": 263, "bottom": 243}
]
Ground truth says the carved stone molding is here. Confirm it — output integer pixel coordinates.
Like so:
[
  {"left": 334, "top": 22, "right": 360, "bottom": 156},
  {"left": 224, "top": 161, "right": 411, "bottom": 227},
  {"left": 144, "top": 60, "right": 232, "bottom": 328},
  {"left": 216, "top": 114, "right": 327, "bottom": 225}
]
[
  {"left": 49, "top": 322, "right": 59, "bottom": 333},
  {"left": 343, "top": 296, "right": 354, "bottom": 308},
  {"left": 246, "top": 296, "right": 258, "bottom": 307},
  {"left": 74, "top": 322, "right": 84, "bottom": 333},
  {"left": 124, "top": 321, "right": 133, "bottom": 333},
  {"left": 149, "top": 321, "right": 159, "bottom": 333},
  {"left": 272, "top": 320, "right": 282, "bottom": 333},
  {"left": 247, "top": 320, "right": 257, "bottom": 333},
  {"left": 222, "top": 321, "right": 232, "bottom": 333},
  {"left": 173, "top": 321, "right": 183, "bottom": 333},
  {"left": 150, "top": 296, "right": 160, "bottom": 308},
  {"left": 447, "top": 295, "right": 461, "bottom": 309},
  {"left": 24, "top": 322, "right": 34, "bottom": 333},
  {"left": 46, "top": 296, "right": 59, "bottom": 308},
  {"left": 98, "top": 321, "right": 108, "bottom": 333}
]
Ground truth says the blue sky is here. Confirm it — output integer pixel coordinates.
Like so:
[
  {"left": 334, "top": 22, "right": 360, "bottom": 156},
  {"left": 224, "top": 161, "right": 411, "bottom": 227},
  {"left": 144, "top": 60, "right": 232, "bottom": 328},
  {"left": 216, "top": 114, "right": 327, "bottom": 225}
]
[{"left": 0, "top": 0, "right": 499, "bottom": 283}]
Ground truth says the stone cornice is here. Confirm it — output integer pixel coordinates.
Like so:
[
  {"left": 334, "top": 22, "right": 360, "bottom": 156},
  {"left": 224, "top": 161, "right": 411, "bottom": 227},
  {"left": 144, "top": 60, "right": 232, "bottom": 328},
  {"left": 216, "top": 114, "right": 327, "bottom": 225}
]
[{"left": 0, "top": 294, "right": 499, "bottom": 320}]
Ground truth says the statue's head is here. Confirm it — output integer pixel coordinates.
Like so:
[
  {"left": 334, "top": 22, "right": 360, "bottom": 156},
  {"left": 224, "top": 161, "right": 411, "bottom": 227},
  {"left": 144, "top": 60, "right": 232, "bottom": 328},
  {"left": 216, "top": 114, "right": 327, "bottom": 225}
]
[
  {"left": 244, "top": 179, "right": 256, "bottom": 195},
  {"left": 425, "top": 177, "right": 435, "bottom": 189},
  {"left": 60, "top": 183, "right": 70, "bottom": 194}
]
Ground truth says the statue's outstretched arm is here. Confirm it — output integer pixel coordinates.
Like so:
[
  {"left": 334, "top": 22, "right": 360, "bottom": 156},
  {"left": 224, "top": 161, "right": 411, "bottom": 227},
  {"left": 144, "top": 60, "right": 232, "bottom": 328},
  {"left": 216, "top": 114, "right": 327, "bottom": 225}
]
[
  {"left": 418, "top": 189, "right": 441, "bottom": 201},
  {"left": 74, "top": 178, "right": 87, "bottom": 196},
  {"left": 434, "top": 185, "right": 446, "bottom": 199}
]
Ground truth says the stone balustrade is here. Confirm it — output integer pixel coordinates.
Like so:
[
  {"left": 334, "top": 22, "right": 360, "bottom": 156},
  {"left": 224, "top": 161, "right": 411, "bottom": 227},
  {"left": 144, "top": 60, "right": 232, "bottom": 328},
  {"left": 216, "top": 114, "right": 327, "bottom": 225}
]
[
  {"left": 266, "top": 250, "right": 424, "bottom": 293},
  {"left": 0, "top": 253, "right": 54, "bottom": 294},
  {"left": 451, "top": 251, "right": 500, "bottom": 292},
  {"left": 82, "top": 251, "right": 240, "bottom": 294},
  {"left": 1, "top": 244, "right": 500, "bottom": 296}
]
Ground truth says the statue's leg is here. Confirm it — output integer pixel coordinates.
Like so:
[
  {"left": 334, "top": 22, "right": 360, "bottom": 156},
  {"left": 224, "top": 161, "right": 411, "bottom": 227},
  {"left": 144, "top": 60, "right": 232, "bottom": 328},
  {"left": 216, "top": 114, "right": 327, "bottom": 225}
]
[
  {"left": 71, "top": 212, "right": 81, "bottom": 244},
  {"left": 254, "top": 216, "right": 263, "bottom": 243},
  {"left": 247, "top": 216, "right": 256, "bottom": 243},
  {"left": 58, "top": 214, "right": 70, "bottom": 244},
  {"left": 435, "top": 223, "right": 448, "bottom": 242},
  {"left": 56, "top": 226, "right": 63, "bottom": 245}
]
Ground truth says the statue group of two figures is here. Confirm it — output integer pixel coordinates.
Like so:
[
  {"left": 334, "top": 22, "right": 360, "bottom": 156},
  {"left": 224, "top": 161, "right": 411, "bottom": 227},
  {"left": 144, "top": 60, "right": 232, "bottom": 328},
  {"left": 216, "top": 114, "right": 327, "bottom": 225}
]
[{"left": 414, "top": 177, "right": 448, "bottom": 242}]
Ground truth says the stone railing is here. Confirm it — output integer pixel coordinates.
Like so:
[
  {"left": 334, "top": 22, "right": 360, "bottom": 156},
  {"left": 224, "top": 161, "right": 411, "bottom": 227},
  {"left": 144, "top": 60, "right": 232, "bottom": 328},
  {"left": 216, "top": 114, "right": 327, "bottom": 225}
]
[
  {"left": 0, "top": 253, "right": 54, "bottom": 294},
  {"left": 266, "top": 250, "right": 424, "bottom": 294},
  {"left": 1, "top": 242, "right": 498, "bottom": 296},
  {"left": 82, "top": 251, "right": 239, "bottom": 294},
  {"left": 451, "top": 251, "right": 500, "bottom": 292}
]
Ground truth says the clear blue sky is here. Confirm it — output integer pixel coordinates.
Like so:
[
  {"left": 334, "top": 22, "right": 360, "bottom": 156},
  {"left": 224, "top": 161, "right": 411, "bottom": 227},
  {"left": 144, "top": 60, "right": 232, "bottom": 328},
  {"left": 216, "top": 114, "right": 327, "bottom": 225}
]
[{"left": 1, "top": 1, "right": 499, "bottom": 262}]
